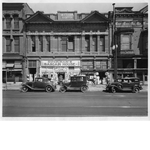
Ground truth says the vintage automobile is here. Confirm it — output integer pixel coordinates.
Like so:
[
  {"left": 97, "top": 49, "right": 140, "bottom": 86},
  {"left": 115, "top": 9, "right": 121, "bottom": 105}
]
[
  {"left": 59, "top": 75, "right": 88, "bottom": 93},
  {"left": 21, "top": 77, "right": 56, "bottom": 92},
  {"left": 106, "top": 77, "right": 142, "bottom": 93}
]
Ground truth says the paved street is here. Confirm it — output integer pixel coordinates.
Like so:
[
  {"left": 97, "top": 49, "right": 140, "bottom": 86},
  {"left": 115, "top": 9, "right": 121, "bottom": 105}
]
[{"left": 2, "top": 90, "right": 148, "bottom": 117}]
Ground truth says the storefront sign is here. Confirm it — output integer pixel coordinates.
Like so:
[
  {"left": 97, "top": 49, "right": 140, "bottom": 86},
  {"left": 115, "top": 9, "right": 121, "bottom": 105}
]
[{"left": 41, "top": 60, "right": 80, "bottom": 67}]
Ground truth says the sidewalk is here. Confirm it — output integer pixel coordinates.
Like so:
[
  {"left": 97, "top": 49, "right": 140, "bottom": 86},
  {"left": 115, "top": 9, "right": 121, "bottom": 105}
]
[{"left": 2, "top": 82, "right": 148, "bottom": 92}]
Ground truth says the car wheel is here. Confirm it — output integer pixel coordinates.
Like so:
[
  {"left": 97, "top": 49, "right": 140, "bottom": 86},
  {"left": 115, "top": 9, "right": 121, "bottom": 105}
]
[
  {"left": 132, "top": 87, "right": 139, "bottom": 93},
  {"left": 46, "top": 86, "right": 53, "bottom": 92},
  {"left": 81, "top": 86, "right": 87, "bottom": 93},
  {"left": 111, "top": 87, "right": 116, "bottom": 93},
  {"left": 59, "top": 87, "right": 66, "bottom": 93},
  {"left": 21, "top": 86, "right": 28, "bottom": 92}
]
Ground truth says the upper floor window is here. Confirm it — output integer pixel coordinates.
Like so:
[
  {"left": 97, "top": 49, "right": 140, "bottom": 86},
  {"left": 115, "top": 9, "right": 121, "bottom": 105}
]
[
  {"left": 46, "top": 36, "right": 50, "bottom": 52},
  {"left": 100, "top": 36, "right": 105, "bottom": 52},
  {"left": 92, "top": 36, "right": 97, "bottom": 52},
  {"left": 68, "top": 36, "right": 74, "bottom": 52},
  {"left": 39, "top": 36, "right": 43, "bottom": 52},
  {"left": 6, "top": 36, "right": 11, "bottom": 52},
  {"left": 61, "top": 36, "right": 67, "bottom": 52},
  {"left": 5, "top": 15, "right": 11, "bottom": 29},
  {"left": 31, "top": 36, "right": 36, "bottom": 52},
  {"left": 85, "top": 35, "right": 90, "bottom": 52},
  {"left": 14, "top": 15, "right": 19, "bottom": 29},
  {"left": 14, "top": 36, "right": 19, "bottom": 52},
  {"left": 121, "top": 34, "right": 132, "bottom": 50}
]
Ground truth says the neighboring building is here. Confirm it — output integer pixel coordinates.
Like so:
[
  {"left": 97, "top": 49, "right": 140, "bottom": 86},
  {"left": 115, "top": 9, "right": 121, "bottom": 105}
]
[
  {"left": 24, "top": 10, "right": 111, "bottom": 83},
  {"left": 108, "top": 5, "right": 148, "bottom": 84},
  {"left": 2, "top": 3, "right": 34, "bottom": 83}
]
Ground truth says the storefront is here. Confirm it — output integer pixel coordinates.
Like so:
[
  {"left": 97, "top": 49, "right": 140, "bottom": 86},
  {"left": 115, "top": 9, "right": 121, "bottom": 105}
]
[
  {"left": 2, "top": 61, "right": 23, "bottom": 83},
  {"left": 40, "top": 60, "right": 81, "bottom": 82}
]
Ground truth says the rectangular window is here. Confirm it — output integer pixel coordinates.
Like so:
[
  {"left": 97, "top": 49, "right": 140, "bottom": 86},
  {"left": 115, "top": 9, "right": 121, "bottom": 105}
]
[
  {"left": 6, "top": 37, "right": 11, "bottom": 52},
  {"left": 31, "top": 36, "right": 36, "bottom": 52},
  {"left": 6, "top": 15, "right": 11, "bottom": 29},
  {"left": 61, "top": 36, "right": 67, "bottom": 52},
  {"left": 14, "top": 36, "right": 19, "bottom": 52},
  {"left": 92, "top": 36, "right": 97, "bottom": 52},
  {"left": 46, "top": 36, "right": 50, "bottom": 52},
  {"left": 100, "top": 36, "right": 105, "bottom": 52},
  {"left": 68, "top": 36, "right": 74, "bottom": 52},
  {"left": 39, "top": 36, "right": 43, "bottom": 52},
  {"left": 28, "top": 60, "right": 36, "bottom": 68},
  {"left": 121, "top": 34, "right": 132, "bottom": 50},
  {"left": 14, "top": 15, "right": 19, "bottom": 29},
  {"left": 85, "top": 36, "right": 90, "bottom": 52}
]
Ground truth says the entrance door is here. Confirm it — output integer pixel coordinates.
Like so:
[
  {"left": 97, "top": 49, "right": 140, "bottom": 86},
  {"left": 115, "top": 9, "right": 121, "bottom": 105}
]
[{"left": 58, "top": 72, "right": 65, "bottom": 83}]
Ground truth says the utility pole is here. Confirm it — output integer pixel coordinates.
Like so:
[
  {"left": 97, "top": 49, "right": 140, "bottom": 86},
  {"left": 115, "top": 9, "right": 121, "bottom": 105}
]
[{"left": 112, "top": 3, "right": 118, "bottom": 81}]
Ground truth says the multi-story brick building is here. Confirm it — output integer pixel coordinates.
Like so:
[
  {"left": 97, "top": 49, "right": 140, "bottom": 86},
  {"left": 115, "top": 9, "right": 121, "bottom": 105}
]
[
  {"left": 2, "top": 3, "right": 34, "bottom": 83},
  {"left": 2, "top": 3, "right": 148, "bottom": 84},
  {"left": 24, "top": 10, "right": 111, "bottom": 83},
  {"left": 108, "top": 5, "right": 148, "bottom": 84}
]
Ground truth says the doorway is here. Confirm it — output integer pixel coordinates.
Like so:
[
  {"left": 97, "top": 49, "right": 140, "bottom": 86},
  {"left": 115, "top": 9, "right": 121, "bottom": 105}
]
[{"left": 57, "top": 72, "right": 65, "bottom": 84}]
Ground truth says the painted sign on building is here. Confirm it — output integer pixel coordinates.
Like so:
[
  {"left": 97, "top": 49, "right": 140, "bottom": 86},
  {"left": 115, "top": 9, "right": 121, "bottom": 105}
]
[{"left": 41, "top": 60, "right": 80, "bottom": 67}]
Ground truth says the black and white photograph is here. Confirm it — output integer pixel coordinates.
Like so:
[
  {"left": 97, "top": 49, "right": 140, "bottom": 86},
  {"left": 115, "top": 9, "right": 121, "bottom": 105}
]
[
  {"left": 0, "top": 0, "right": 150, "bottom": 150},
  {"left": 1, "top": 1, "right": 149, "bottom": 118}
]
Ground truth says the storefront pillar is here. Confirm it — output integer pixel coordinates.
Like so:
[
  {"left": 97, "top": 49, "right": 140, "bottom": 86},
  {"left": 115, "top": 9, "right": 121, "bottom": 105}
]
[
  {"left": 35, "top": 35, "right": 39, "bottom": 52},
  {"left": 90, "top": 33, "right": 93, "bottom": 52},
  {"left": 134, "top": 59, "right": 137, "bottom": 77},
  {"left": 81, "top": 32, "right": 85, "bottom": 53},
  {"left": 97, "top": 35, "right": 100, "bottom": 53},
  {"left": 27, "top": 35, "right": 32, "bottom": 53},
  {"left": 74, "top": 35, "right": 77, "bottom": 52},
  {"left": 43, "top": 35, "right": 46, "bottom": 52},
  {"left": 58, "top": 36, "right": 61, "bottom": 52},
  {"left": 50, "top": 35, "right": 54, "bottom": 52},
  {"left": 22, "top": 58, "right": 27, "bottom": 82}
]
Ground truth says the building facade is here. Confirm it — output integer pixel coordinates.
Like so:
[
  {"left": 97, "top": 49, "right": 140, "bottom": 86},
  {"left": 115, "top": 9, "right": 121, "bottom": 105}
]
[
  {"left": 24, "top": 11, "right": 111, "bottom": 83},
  {"left": 2, "top": 4, "right": 148, "bottom": 84},
  {"left": 108, "top": 6, "right": 148, "bottom": 84},
  {"left": 2, "top": 3, "right": 34, "bottom": 83}
]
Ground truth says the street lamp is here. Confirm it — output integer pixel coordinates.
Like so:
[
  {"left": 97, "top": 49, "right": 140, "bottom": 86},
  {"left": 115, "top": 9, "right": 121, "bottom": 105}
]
[{"left": 112, "top": 3, "right": 118, "bottom": 81}]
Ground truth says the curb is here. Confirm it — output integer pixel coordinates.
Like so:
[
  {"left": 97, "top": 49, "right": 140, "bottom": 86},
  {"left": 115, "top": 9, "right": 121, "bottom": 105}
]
[{"left": 2, "top": 85, "right": 148, "bottom": 92}]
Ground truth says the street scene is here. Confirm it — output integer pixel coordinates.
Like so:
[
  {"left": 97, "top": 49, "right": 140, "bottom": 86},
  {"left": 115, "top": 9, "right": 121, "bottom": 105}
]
[
  {"left": 2, "top": 3, "right": 148, "bottom": 118},
  {"left": 3, "top": 83, "right": 148, "bottom": 117}
]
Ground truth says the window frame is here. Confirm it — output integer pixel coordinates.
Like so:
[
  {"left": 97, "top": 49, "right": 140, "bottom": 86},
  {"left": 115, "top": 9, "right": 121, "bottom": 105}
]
[
  {"left": 100, "top": 36, "right": 105, "bottom": 52},
  {"left": 14, "top": 36, "right": 20, "bottom": 52},
  {"left": 120, "top": 33, "right": 132, "bottom": 50},
  {"left": 13, "top": 15, "right": 19, "bottom": 29},
  {"left": 5, "top": 15, "right": 11, "bottom": 29},
  {"left": 6, "top": 36, "right": 11, "bottom": 52}
]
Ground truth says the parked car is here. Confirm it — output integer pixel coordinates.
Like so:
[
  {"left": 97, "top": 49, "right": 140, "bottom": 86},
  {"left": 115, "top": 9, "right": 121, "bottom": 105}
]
[
  {"left": 59, "top": 75, "right": 88, "bottom": 93},
  {"left": 21, "top": 77, "right": 56, "bottom": 92},
  {"left": 105, "top": 77, "right": 142, "bottom": 93}
]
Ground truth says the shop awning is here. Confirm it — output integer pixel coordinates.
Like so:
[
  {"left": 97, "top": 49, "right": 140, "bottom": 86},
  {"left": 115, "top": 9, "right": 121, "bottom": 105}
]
[{"left": 6, "top": 64, "right": 14, "bottom": 68}]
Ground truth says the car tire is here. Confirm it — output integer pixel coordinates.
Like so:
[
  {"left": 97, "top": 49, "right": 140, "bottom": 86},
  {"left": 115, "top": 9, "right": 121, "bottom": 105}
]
[
  {"left": 132, "top": 87, "right": 139, "bottom": 93},
  {"left": 21, "top": 86, "right": 28, "bottom": 92},
  {"left": 46, "top": 86, "right": 53, "bottom": 92},
  {"left": 111, "top": 87, "right": 116, "bottom": 93},
  {"left": 59, "top": 87, "right": 66, "bottom": 93},
  {"left": 81, "top": 86, "right": 87, "bottom": 93}
]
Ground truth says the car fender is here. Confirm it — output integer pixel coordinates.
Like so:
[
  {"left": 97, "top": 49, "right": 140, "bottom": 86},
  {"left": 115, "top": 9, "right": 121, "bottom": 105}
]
[{"left": 21, "top": 83, "right": 33, "bottom": 90}]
